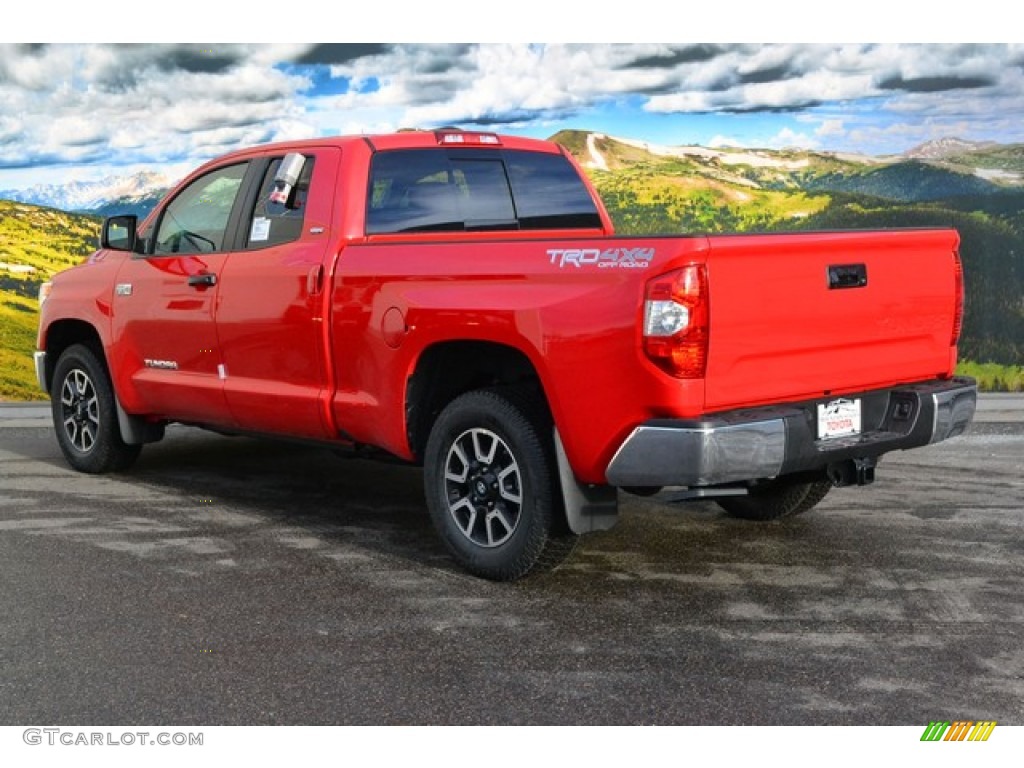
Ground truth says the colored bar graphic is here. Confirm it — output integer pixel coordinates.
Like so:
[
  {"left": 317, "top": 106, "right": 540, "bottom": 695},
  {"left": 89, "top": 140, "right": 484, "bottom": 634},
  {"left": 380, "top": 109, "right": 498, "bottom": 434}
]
[
  {"left": 968, "top": 722, "right": 997, "bottom": 742},
  {"left": 920, "top": 720, "right": 996, "bottom": 742},
  {"left": 945, "top": 721, "right": 972, "bottom": 741},
  {"left": 921, "top": 721, "right": 950, "bottom": 741}
]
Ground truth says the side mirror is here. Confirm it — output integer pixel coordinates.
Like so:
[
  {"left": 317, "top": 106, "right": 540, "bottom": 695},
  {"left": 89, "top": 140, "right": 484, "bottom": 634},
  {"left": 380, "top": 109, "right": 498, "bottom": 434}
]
[{"left": 100, "top": 215, "right": 138, "bottom": 251}]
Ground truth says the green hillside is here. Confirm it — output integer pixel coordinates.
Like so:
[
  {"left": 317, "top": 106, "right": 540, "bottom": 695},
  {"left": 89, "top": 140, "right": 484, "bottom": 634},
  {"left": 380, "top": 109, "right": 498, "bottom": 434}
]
[
  {"left": 0, "top": 200, "right": 99, "bottom": 273},
  {"left": 945, "top": 143, "right": 1024, "bottom": 174},
  {"left": 592, "top": 165, "right": 831, "bottom": 233},
  {"left": 0, "top": 200, "right": 99, "bottom": 400},
  {"left": 805, "top": 162, "right": 1000, "bottom": 201}
]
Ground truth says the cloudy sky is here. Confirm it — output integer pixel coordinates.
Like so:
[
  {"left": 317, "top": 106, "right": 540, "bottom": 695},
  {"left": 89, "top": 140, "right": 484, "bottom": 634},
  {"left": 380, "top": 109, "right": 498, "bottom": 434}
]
[{"left": 2, "top": 41, "right": 1023, "bottom": 189}]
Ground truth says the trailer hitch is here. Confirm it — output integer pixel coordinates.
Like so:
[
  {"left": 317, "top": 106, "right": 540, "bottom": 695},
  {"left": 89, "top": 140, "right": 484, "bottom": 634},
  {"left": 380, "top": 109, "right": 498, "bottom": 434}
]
[{"left": 827, "top": 457, "right": 877, "bottom": 487}]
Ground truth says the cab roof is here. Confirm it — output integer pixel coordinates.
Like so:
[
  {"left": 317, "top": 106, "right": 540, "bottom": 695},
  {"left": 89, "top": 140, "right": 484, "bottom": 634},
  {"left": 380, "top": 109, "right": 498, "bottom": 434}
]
[{"left": 207, "top": 129, "right": 562, "bottom": 164}]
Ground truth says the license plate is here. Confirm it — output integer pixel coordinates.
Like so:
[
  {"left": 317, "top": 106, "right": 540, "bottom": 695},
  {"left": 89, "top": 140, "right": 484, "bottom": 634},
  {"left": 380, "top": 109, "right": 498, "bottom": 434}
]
[{"left": 817, "top": 398, "right": 862, "bottom": 440}]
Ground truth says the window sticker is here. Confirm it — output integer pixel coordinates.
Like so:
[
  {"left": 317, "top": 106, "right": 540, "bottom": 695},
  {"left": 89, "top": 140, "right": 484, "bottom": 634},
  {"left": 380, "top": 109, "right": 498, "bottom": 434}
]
[{"left": 250, "top": 217, "right": 271, "bottom": 242}]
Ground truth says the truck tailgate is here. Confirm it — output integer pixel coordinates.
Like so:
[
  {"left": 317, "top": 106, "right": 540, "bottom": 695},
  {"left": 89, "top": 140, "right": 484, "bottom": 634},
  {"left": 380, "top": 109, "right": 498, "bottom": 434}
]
[{"left": 702, "top": 229, "right": 960, "bottom": 411}]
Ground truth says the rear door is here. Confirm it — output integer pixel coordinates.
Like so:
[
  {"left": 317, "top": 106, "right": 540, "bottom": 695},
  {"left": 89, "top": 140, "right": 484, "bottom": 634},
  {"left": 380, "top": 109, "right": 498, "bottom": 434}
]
[
  {"left": 214, "top": 147, "right": 341, "bottom": 439},
  {"left": 702, "top": 229, "right": 960, "bottom": 411}
]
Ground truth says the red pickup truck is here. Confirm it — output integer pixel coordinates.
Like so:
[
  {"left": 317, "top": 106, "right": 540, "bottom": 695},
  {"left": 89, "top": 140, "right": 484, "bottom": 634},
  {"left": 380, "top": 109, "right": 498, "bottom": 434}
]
[{"left": 35, "top": 129, "right": 977, "bottom": 580}]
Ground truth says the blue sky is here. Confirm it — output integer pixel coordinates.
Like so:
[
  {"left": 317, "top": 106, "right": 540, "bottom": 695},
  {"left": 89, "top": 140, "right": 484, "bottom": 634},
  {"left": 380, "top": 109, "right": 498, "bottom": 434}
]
[{"left": 2, "top": 41, "right": 1023, "bottom": 190}]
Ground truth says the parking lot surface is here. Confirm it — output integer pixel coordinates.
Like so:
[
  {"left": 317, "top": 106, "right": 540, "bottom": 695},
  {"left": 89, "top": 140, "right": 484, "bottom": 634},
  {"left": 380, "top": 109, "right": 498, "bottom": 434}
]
[{"left": 0, "top": 397, "right": 1021, "bottom": 724}]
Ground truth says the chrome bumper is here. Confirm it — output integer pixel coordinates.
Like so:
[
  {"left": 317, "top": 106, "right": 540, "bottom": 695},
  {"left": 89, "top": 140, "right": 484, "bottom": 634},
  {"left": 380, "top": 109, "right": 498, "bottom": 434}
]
[
  {"left": 34, "top": 351, "right": 47, "bottom": 393},
  {"left": 605, "top": 377, "right": 977, "bottom": 488},
  {"left": 929, "top": 379, "right": 977, "bottom": 444}
]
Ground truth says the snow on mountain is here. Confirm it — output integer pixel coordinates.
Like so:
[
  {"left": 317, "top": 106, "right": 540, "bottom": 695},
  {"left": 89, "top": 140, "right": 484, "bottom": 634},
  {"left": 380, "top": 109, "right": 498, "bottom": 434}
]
[
  {"left": 903, "top": 137, "right": 994, "bottom": 160},
  {"left": 609, "top": 134, "right": 812, "bottom": 170},
  {"left": 585, "top": 132, "right": 609, "bottom": 172},
  {"left": 0, "top": 170, "right": 174, "bottom": 212}
]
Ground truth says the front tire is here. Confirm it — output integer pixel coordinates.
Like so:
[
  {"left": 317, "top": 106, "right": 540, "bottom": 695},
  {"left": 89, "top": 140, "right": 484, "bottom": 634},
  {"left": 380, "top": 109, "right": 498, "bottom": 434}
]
[
  {"left": 423, "top": 389, "right": 576, "bottom": 581},
  {"left": 716, "top": 476, "right": 831, "bottom": 521},
  {"left": 51, "top": 344, "right": 141, "bottom": 473}
]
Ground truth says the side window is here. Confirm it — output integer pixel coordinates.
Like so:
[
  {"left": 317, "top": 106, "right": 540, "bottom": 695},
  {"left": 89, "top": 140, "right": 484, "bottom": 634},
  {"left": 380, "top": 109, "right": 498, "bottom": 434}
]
[
  {"left": 450, "top": 159, "right": 516, "bottom": 228},
  {"left": 153, "top": 163, "right": 248, "bottom": 255},
  {"left": 246, "top": 156, "right": 315, "bottom": 249},
  {"left": 366, "top": 150, "right": 519, "bottom": 234},
  {"left": 505, "top": 151, "right": 602, "bottom": 230},
  {"left": 367, "top": 150, "right": 461, "bottom": 234}
]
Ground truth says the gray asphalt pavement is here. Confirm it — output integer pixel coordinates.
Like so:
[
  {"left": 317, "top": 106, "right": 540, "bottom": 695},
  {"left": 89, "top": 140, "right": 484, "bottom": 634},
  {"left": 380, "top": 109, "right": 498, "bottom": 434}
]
[{"left": 0, "top": 396, "right": 1021, "bottom": 725}]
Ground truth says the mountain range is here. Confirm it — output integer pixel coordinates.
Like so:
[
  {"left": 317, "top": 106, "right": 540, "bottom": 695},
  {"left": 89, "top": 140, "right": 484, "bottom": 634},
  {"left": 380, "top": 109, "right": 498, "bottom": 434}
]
[
  {"left": 902, "top": 137, "right": 998, "bottom": 160},
  {"left": 0, "top": 170, "right": 174, "bottom": 218},
  {"left": 560, "top": 130, "right": 1024, "bottom": 201}
]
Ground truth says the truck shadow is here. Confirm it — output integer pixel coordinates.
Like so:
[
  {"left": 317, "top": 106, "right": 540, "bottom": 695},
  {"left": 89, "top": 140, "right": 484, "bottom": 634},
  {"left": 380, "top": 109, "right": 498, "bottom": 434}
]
[{"left": 113, "top": 426, "right": 457, "bottom": 573}]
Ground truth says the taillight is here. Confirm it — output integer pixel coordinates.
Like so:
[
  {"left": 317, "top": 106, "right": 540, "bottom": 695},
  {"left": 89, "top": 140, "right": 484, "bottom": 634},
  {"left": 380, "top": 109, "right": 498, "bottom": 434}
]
[
  {"left": 951, "top": 249, "right": 964, "bottom": 346},
  {"left": 643, "top": 264, "right": 709, "bottom": 378}
]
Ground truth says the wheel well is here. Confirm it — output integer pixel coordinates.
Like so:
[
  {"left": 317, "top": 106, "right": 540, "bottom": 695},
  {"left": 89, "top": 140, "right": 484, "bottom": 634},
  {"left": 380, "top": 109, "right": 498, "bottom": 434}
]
[
  {"left": 406, "top": 341, "right": 547, "bottom": 462},
  {"left": 42, "top": 320, "right": 104, "bottom": 392}
]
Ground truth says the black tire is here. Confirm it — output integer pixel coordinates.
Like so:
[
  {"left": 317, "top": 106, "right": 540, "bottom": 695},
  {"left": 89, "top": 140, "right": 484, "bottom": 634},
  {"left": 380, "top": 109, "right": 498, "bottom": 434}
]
[
  {"left": 716, "top": 476, "right": 832, "bottom": 521},
  {"left": 423, "top": 389, "right": 577, "bottom": 581},
  {"left": 51, "top": 344, "right": 141, "bottom": 474}
]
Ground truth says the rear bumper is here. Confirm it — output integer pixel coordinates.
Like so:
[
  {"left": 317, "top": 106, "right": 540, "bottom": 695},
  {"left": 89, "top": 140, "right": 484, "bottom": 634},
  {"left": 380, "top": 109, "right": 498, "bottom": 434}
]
[{"left": 604, "top": 377, "right": 977, "bottom": 487}]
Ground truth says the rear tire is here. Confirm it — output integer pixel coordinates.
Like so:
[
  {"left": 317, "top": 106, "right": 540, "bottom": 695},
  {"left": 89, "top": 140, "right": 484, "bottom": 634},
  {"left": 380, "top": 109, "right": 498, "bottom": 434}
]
[
  {"left": 51, "top": 344, "right": 141, "bottom": 473},
  {"left": 716, "top": 476, "right": 831, "bottom": 521},
  {"left": 423, "top": 389, "right": 576, "bottom": 581}
]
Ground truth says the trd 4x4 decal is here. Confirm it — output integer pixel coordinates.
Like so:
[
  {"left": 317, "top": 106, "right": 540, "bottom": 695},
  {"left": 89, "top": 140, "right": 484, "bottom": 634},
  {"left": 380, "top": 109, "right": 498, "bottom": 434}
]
[{"left": 548, "top": 247, "right": 653, "bottom": 269}]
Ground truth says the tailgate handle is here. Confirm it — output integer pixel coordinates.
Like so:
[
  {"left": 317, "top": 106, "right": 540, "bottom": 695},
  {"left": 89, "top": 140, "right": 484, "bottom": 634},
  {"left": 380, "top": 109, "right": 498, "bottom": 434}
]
[{"left": 828, "top": 264, "right": 867, "bottom": 290}]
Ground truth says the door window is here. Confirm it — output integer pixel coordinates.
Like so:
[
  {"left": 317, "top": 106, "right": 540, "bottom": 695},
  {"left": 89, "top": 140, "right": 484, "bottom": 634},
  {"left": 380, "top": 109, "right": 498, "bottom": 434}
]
[
  {"left": 154, "top": 163, "right": 248, "bottom": 255},
  {"left": 245, "top": 156, "right": 316, "bottom": 249}
]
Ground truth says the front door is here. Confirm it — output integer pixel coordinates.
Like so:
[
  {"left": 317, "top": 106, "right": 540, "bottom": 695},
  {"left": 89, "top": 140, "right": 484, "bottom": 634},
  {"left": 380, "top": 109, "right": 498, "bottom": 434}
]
[{"left": 109, "top": 161, "right": 250, "bottom": 426}]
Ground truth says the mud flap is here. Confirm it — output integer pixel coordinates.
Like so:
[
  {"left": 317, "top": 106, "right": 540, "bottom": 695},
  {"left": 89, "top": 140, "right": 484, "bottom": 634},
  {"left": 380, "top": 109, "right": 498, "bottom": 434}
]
[
  {"left": 554, "top": 429, "right": 618, "bottom": 534},
  {"left": 116, "top": 399, "right": 165, "bottom": 445}
]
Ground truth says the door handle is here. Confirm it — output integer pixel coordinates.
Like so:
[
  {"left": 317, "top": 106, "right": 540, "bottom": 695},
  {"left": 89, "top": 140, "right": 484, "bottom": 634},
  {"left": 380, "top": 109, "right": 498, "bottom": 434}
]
[{"left": 187, "top": 273, "right": 217, "bottom": 288}]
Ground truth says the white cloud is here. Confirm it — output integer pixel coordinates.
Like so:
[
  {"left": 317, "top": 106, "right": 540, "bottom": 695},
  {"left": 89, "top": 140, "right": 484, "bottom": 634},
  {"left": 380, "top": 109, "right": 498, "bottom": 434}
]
[
  {"left": 708, "top": 135, "right": 743, "bottom": 148},
  {"left": 0, "top": 44, "right": 318, "bottom": 175},
  {"left": 765, "top": 128, "right": 819, "bottom": 149},
  {"left": 2, "top": 43, "right": 1024, "bottom": 187},
  {"left": 815, "top": 119, "right": 846, "bottom": 138}
]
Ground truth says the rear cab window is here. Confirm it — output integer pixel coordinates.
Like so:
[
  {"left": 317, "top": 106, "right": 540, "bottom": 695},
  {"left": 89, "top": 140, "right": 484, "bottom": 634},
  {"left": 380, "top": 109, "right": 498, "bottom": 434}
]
[{"left": 366, "top": 148, "right": 601, "bottom": 235}]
